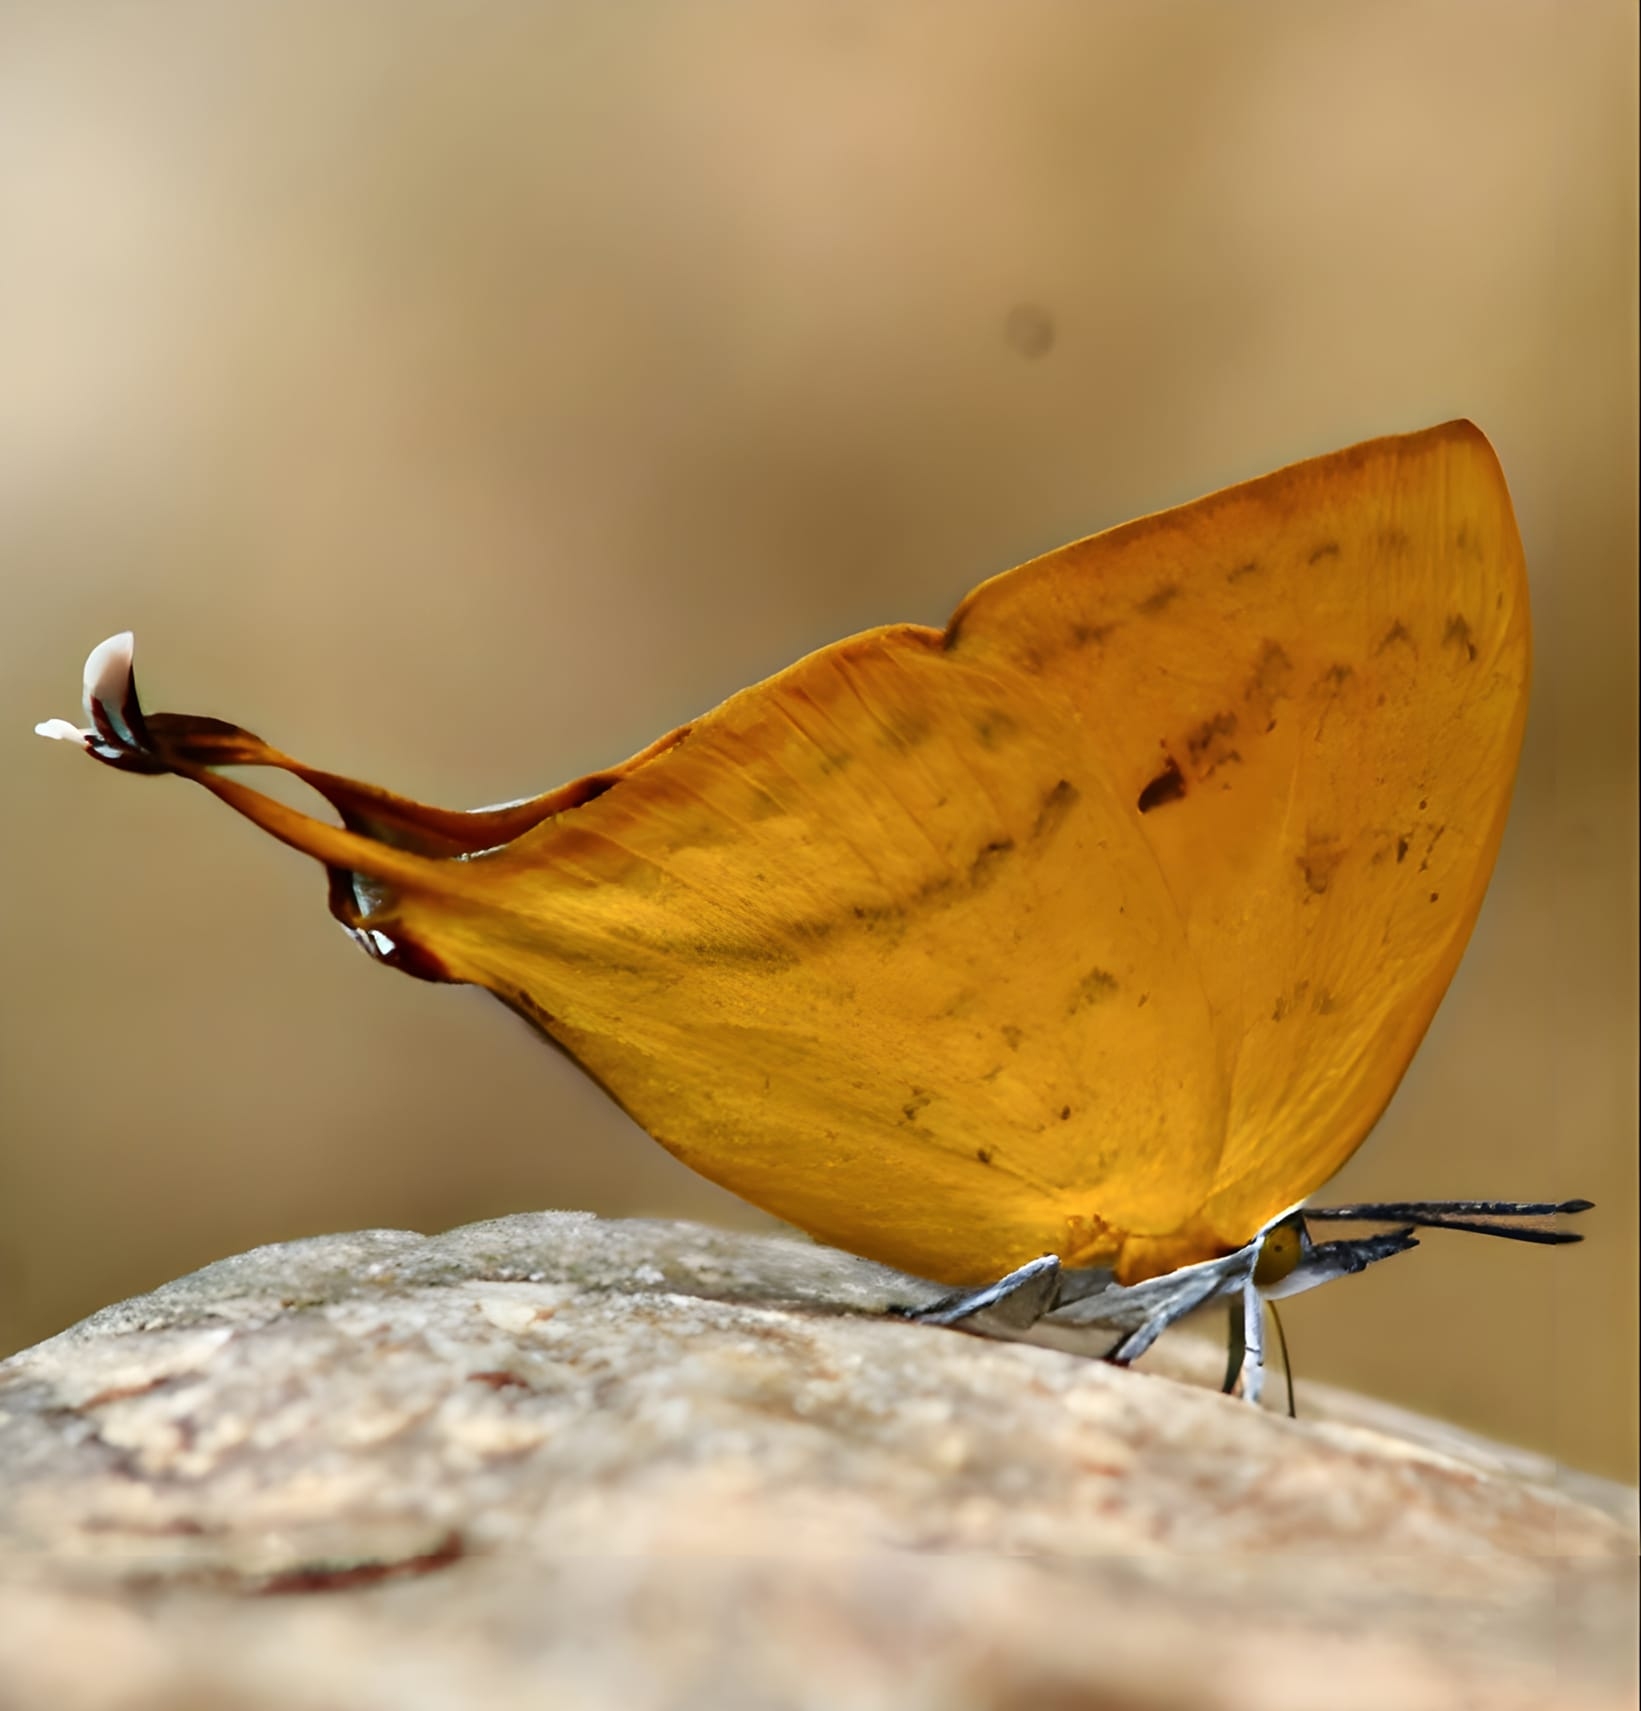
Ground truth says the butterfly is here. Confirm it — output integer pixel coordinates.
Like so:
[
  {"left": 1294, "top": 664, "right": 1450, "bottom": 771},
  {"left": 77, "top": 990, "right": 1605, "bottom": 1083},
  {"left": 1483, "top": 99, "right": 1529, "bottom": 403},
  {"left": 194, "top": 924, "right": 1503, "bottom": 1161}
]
[{"left": 39, "top": 420, "right": 1586, "bottom": 1402}]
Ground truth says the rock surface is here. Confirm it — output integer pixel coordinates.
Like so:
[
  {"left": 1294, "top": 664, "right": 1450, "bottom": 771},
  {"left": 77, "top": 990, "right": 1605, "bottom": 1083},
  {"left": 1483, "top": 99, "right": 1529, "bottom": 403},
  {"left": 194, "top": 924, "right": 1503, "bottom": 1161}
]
[{"left": 0, "top": 1212, "right": 1634, "bottom": 1711}]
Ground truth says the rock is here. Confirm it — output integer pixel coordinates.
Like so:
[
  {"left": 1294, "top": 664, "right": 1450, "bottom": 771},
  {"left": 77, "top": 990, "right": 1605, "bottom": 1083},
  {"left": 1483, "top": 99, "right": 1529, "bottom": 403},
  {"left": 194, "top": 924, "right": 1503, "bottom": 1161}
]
[{"left": 0, "top": 1213, "right": 1633, "bottom": 1711}]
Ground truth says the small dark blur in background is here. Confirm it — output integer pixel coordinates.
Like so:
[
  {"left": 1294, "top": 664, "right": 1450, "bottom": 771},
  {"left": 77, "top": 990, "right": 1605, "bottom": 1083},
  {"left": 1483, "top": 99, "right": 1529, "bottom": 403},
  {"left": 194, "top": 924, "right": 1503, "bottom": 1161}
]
[{"left": 2, "top": 3, "right": 1635, "bottom": 1480}]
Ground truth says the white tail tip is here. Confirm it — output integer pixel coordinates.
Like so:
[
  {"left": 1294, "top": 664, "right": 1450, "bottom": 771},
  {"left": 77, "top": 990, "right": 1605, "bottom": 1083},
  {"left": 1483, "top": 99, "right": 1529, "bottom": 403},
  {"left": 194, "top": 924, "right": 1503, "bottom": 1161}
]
[
  {"left": 82, "top": 631, "right": 136, "bottom": 725},
  {"left": 35, "top": 717, "right": 89, "bottom": 743}
]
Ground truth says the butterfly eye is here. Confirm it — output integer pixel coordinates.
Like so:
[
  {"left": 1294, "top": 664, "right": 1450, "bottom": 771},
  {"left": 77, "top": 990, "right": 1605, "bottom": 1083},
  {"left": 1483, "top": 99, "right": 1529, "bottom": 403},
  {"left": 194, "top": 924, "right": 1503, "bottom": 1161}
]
[{"left": 1253, "top": 1220, "right": 1305, "bottom": 1288}]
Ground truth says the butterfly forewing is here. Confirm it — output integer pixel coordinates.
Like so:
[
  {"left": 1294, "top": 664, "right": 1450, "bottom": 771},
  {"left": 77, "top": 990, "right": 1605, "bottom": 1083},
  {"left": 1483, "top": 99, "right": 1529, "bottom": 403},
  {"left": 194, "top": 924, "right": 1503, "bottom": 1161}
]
[{"left": 945, "top": 422, "right": 1530, "bottom": 1261}]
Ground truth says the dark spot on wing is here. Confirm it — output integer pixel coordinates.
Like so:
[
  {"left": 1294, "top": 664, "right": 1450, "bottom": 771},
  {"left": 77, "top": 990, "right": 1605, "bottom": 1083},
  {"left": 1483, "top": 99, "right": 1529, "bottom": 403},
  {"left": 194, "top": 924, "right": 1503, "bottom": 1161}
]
[
  {"left": 976, "top": 1147, "right": 994, "bottom": 1165},
  {"left": 882, "top": 711, "right": 933, "bottom": 751},
  {"left": 1396, "top": 835, "right": 1410, "bottom": 863},
  {"left": 1186, "top": 712, "right": 1241, "bottom": 778},
  {"left": 1253, "top": 640, "right": 1294, "bottom": 683},
  {"left": 1032, "top": 778, "right": 1079, "bottom": 839},
  {"left": 1444, "top": 614, "right": 1478, "bottom": 662},
  {"left": 1187, "top": 712, "right": 1238, "bottom": 757},
  {"left": 902, "top": 1088, "right": 933, "bottom": 1123},
  {"left": 1308, "top": 541, "right": 1340, "bottom": 566},
  {"left": 969, "top": 838, "right": 1016, "bottom": 886},
  {"left": 1311, "top": 989, "right": 1339, "bottom": 1016},
  {"left": 1001, "top": 1025, "right": 1024, "bottom": 1051},
  {"left": 911, "top": 872, "right": 958, "bottom": 907},
  {"left": 1137, "top": 758, "right": 1186, "bottom": 813},
  {"left": 1059, "top": 1106, "right": 1072, "bottom": 1121},
  {"left": 1136, "top": 581, "right": 1181, "bottom": 616},
  {"left": 974, "top": 710, "right": 1019, "bottom": 748},
  {"left": 1071, "top": 621, "right": 1119, "bottom": 649},
  {"left": 1377, "top": 527, "right": 1412, "bottom": 554},
  {"left": 1429, "top": 891, "right": 1440, "bottom": 903},
  {"left": 1244, "top": 641, "right": 1294, "bottom": 731},
  {"left": 1069, "top": 967, "right": 1119, "bottom": 1013},
  {"left": 1376, "top": 621, "right": 1414, "bottom": 655},
  {"left": 1298, "top": 834, "right": 1344, "bottom": 896},
  {"left": 850, "top": 902, "right": 905, "bottom": 934},
  {"left": 1226, "top": 560, "right": 1260, "bottom": 583},
  {"left": 1317, "top": 663, "right": 1353, "bottom": 694}
]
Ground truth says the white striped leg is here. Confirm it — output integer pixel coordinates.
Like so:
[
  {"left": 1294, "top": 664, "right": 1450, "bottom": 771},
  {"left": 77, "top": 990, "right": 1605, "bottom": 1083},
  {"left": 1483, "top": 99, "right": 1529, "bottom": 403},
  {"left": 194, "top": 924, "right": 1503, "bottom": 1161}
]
[
  {"left": 899, "top": 1255, "right": 1064, "bottom": 1334},
  {"left": 1240, "top": 1277, "right": 1265, "bottom": 1406}
]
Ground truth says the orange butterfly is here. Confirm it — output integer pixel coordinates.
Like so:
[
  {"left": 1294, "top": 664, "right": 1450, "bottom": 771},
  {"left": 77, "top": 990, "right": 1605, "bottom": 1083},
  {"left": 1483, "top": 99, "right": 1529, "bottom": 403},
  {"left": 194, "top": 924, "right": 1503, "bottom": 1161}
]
[{"left": 39, "top": 421, "right": 1586, "bottom": 1401}]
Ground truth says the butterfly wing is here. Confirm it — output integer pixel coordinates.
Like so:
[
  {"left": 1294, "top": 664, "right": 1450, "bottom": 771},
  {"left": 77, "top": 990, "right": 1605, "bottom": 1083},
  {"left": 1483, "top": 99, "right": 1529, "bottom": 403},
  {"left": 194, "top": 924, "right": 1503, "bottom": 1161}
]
[
  {"left": 411, "top": 629, "right": 1229, "bottom": 1285},
  {"left": 942, "top": 420, "right": 1530, "bottom": 1268},
  {"left": 52, "top": 422, "right": 1526, "bottom": 1289}
]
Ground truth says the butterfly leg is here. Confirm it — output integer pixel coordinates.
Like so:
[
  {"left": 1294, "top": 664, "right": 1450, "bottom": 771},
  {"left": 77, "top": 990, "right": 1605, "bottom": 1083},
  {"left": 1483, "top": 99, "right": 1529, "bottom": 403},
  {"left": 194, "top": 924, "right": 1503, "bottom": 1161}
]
[
  {"left": 1217, "top": 1280, "right": 1278, "bottom": 1402},
  {"left": 1225, "top": 1293, "right": 1252, "bottom": 1389},
  {"left": 1105, "top": 1258, "right": 1250, "bottom": 1368},
  {"left": 1238, "top": 1277, "right": 1266, "bottom": 1406},
  {"left": 899, "top": 1255, "right": 1063, "bottom": 1334},
  {"left": 1221, "top": 1298, "right": 1246, "bottom": 1395}
]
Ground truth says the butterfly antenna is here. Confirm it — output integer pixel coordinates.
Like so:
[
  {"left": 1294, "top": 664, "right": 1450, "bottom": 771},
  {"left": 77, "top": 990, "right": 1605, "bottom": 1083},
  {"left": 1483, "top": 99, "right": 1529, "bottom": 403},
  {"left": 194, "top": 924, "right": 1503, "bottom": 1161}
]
[
  {"left": 1304, "top": 1199, "right": 1591, "bottom": 1246},
  {"left": 1268, "top": 1301, "right": 1296, "bottom": 1419}
]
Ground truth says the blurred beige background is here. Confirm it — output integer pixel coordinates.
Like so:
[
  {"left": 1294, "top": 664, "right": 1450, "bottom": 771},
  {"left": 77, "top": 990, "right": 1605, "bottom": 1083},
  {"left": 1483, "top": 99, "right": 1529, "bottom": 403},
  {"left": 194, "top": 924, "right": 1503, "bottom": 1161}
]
[{"left": 1, "top": 2, "right": 1634, "bottom": 1480}]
